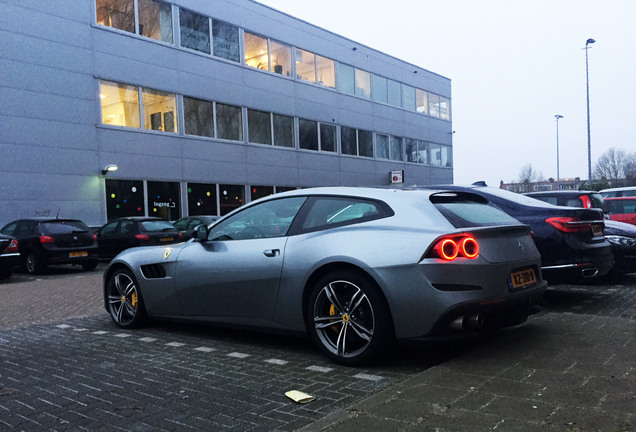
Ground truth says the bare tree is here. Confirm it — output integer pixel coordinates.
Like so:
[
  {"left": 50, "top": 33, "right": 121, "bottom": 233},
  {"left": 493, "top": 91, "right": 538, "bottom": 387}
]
[
  {"left": 594, "top": 148, "right": 636, "bottom": 180},
  {"left": 518, "top": 164, "right": 542, "bottom": 183}
]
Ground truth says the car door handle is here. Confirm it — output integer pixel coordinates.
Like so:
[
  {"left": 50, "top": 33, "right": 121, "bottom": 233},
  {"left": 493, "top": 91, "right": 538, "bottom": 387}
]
[{"left": 263, "top": 249, "right": 280, "bottom": 257}]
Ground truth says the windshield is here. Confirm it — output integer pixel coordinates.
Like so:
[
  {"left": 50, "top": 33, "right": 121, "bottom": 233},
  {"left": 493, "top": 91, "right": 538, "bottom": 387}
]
[
  {"left": 430, "top": 193, "right": 519, "bottom": 228},
  {"left": 42, "top": 221, "right": 89, "bottom": 234}
]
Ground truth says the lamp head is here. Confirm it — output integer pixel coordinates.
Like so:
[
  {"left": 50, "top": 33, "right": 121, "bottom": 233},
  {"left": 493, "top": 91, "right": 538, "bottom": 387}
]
[
  {"left": 101, "top": 164, "right": 118, "bottom": 175},
  {"left": 555, "top": 115, "right": 563, "bottom": 120},
  {"left": 586, "top": 38, "right": 596, "bottom": 45}
]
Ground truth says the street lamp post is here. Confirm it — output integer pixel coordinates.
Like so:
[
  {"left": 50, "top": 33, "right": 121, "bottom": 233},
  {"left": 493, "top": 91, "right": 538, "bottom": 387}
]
[
  {"left": 555, "top": 115, "right": 563, "bottom": 190},
  {"left": 584, "top": 38, "right": 595, "bottom": 182}
]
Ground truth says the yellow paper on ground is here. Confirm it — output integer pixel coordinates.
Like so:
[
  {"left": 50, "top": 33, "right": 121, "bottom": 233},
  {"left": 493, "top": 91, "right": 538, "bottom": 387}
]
[{"left": 285, "top": 390, "right": 314, "bottom": 404}]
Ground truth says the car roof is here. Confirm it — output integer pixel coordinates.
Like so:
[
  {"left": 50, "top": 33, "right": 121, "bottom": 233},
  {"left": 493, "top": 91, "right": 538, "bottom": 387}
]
[
  {"left": 12, "top": 218, "right": 84, "bottom": 223},
  {"left": 525, "top": 190, "right": 599, "bottom": 196},
  {"left": 603, "top": 197, "right": 636, "bottom": 201},
  {"left": 600, "top": 186, "right": 636, "bottom": 192}
]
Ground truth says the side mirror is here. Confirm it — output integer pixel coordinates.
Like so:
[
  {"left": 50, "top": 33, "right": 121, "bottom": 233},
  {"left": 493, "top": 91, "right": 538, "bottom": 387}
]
[{"left": 192, "top": 224, "right": 209, "bottom": 241}]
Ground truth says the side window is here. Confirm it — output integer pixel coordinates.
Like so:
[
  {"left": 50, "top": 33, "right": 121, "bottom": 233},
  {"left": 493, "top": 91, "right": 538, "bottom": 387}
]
[
  {"left": 1, "top": 221, "right": 18, "bottom": 236},
  {"left": 208, "top": 197, "right": 306, "bottom": 241},
  {"left": 300, "top": 197, "right": 389, "bottom": 232},
  {"left": 99, "top": 221, "right": 120, "bottom": 236}
]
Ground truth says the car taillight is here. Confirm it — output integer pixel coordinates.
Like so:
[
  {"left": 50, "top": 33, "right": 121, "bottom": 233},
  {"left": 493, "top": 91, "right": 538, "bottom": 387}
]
[
  {"left": 545, "top": 217, "right": 591, "bottom": 233},
  {"left": 135, "top": 234, "right": 150, "bottom": 241},
  {"left": 427, "top": 235, "right": 480, "bottom": 261},
  {"left": 92, "top": 234, "right": 97, "bottom": 241},
  {"left": 579, "top": 195, "right": 592, "bottom": 209},
  {"left": 39, "top": 235, "right": 56, "bottom": 244},
  {"left": 5, "top": 239, "right": 18, "bottom": 252}
]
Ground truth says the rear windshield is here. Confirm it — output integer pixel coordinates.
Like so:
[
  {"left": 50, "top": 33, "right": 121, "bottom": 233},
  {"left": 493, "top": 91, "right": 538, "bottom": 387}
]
[
  {"left": 140, "top": 220, "right": 176, "bottom": 232},
  {"left": 41, "top": 221, "right": 89, "bottom": 234},
  {"left": 431, "top": 193, "right": 519, "bottom": 228}
]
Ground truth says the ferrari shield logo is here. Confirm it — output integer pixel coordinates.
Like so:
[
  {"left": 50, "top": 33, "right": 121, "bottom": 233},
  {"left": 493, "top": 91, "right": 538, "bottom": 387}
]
[{"left": 164, "top": 248, "right": 171, "bottom": 260}]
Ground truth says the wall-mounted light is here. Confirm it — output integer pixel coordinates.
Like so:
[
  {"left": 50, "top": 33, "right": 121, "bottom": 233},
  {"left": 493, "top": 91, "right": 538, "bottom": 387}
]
[{"left": 101, "top": 164, "right": 118, "bottom": 175}]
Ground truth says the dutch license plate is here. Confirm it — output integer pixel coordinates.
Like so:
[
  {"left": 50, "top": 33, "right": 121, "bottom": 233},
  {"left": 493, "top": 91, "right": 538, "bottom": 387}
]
[
  {"left": 69, "top": 251, "right": 88, "bottom": 258},
  {"left": 592, "top": 224, "right": 603, "bottom": 236},
  {"left": 160, "top": 237, "right": 174, "bottom": 242},
  {"left": 510, "top": 268, "right": 537, "bottom": 289}
]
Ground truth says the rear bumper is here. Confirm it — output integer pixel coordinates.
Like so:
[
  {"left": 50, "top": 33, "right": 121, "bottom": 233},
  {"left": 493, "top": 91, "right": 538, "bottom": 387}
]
[
  {"left": 40, "top": 249, "right": 99, "bottom": 265},
  {"left": 541, "top": 246, "right": 614, "bottom": 282},
  {"left": 0, "top": 253, "right": 20, "bottom": 271}
]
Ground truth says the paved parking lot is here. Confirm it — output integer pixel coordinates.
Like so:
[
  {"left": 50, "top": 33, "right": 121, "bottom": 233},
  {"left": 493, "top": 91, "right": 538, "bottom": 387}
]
[{"left": 0, "top": 266, "right": 634, "bottom": 431}]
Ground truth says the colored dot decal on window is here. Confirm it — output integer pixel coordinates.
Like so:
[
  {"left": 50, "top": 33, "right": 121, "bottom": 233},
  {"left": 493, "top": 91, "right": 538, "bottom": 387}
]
[{"left": 111, "top": 194, "right": 116, "bottom": 199}]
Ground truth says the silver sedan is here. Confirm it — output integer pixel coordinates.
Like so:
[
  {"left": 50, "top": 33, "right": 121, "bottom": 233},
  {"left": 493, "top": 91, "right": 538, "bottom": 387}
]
[{"left": 103, "top": 187, "right": 547, "bottom": 365}]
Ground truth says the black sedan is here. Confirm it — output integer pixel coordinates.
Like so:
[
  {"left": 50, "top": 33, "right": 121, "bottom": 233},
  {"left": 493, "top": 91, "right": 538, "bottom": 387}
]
[
  {"left": 421, "top": 183, "right": 614, "bottom": 284},
  {"left": 0, "top": 234, "right": 20, "bottom": 280},
  {"left": 525, "top": 190, "right": 606, "bottom": 212},
  {"left": 0, "top": 218, "right": 99, "bottom": 274},
  {"left": 172, "top": 215, "right": 218, "bottom": 240},
  {"left": 94, "top": 217, "right": 183, "bottom": 260}
]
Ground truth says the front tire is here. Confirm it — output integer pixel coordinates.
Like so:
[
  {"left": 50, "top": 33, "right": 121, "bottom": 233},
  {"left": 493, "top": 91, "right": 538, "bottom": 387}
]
[
  {"left": 106, "top": 268, "right": 147, "bottom": 329},
  {"left": 307, "top": 270, "right": 393, "bottom": 366}
]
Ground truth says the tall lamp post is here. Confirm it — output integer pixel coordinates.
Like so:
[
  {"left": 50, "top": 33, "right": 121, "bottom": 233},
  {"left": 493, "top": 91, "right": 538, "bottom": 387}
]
[
  {"left": 555, "top": 115, "right": 563, "bottom": 190},
  {"left": 584, "top": 38, "right": 595, "bottom": 182}
]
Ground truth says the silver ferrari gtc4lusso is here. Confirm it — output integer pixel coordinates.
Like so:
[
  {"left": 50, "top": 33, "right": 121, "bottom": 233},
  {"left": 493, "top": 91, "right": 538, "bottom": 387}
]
[{"left": 104, "top": 187, "right": 547, "bottom": 365}]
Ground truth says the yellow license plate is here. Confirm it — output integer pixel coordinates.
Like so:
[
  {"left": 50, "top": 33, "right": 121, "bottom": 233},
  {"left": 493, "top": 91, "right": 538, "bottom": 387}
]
[
  {"left": 160, "top": 237, "right": 174, "bottom": 242},
  {"left": 591, "top": 224, "right": 603, "bottom": 236},
  {"left": 510, "top": 268, "right": 537, "bottom": 289},
  {"left": 69, "top": 251, "right": 88, "bottom": 258}
]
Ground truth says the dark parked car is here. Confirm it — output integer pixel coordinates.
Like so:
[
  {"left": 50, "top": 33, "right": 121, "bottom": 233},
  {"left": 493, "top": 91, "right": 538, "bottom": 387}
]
[
  {"left": 525, "top": 190, "right": 606, "bottom": 212},
  {"left": 604, "top": 197, "right": 636, "bottom": 226},
  {"left": 94, "top": 217, "right": 183, "bottom": 260},
  {"left": 0, "top": 234, "right": 20, "bottom": 280},
  {"left": 104, "top": 187, "right": 547, "bottom": 365},
  {"left": 172, "top": 215, "right": 218, "bottom": 240},
  {"left": 599, "top": 187, "right": 636, "bottom": 198},
  {"left": 0, "top": 218, "right": 98, "bottom": 274},
  {"left": 421, "top": 183, "right": 614, "bottom": 283},
  {"left": 603, "top": 220, "right": 636, "bottom": 274}
]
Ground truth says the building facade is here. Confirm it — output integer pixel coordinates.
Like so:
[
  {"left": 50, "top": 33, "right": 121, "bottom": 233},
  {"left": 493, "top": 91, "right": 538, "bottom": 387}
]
[{"left": 1, "top": 0, "right": 453, "bottom": 226}]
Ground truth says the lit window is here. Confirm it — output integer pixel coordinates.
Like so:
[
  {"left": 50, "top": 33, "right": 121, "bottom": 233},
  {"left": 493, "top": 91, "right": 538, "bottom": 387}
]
[
  {"left": 355, "top": 69, "right": 371, "bottom": 99},
  {"left": 296, "top": 48, "right": 316, "bottom": 82},
  {"left": 138, "top": 0, "right": 173, "bottom": 43},
  {"left": 216, "top": 103, "right": 243, "bottom": 141},
  {"left": 372, "top": 75, "right": 388, "bottom": 104},
  {"left": 244, "top": 32, "right": 269, "bottom": 70},
  {"left": 338, "top": 63, "right": 355, "bottom": 95},
  {"left": 212, "top": 20, "right": 240, "bottom": 62},
  {"left": 319, "top": 124, "right": 337, "bottom": 152},
  {"left": 143, "top": 88, "right": 177, "bottom": 133},
  {"left": 273, "top": 114, "right": 294, "bottom": 148},
  {"left": 248, "top": 109, "right": 272, "bottom": 145},
  {"left": 316, "top": 56, "right": 335, "bottom": 88},
  {"left": 96, "top": 0, "right": 134, "bottom": 33},
  {"left": 416, "top": 89, "right": 428, "bottom": 114},
  {"left": 299, "top": 119, "right": 318, "bottom": 151},
  {"left": 402, "top": 85, "right": 416, "bottom": 111},
  {"left": 376, "top": 134, "right": 389, "bottom": 160},
  {"left": 270, "top": 40, "right": 292, "bottom": 76},
  {"left": 179, "top": 8, "right": 210, "bottom": 54},
  {"left": 100, "top": 80, "right": 140, "bottom": 128},
  {"left": 184, "top": 96, "right": 213, "bottom": 137}
]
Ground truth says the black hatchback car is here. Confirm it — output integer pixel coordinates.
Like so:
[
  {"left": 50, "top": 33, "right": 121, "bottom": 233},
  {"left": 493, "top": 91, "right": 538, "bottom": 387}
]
[
  {"left": 0, "top": 218, "right": 99, "bottom": 274},
  {"left": 0, "top": 233, "right": 20, "bottom": 280},
  {"left": 421, "top": 184, "right": 614, "bottom": 284},
  {"left": 94, "top": 217, "right": 183, "bottom": 260}
]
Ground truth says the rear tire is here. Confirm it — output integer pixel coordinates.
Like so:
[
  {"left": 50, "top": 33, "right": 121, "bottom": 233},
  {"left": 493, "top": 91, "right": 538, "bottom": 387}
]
[
  {"left": 307, "top": 269, "right": 393, "bottom": 366},
  {"left": 25, "top": 252, "right": 44, "bottom": 275}
]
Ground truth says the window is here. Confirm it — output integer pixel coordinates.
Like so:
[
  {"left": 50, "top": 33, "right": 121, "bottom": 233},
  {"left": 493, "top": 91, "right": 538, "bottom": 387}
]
[
  {"left": 417, "top": 141, "right": 429, "bottom": 164},
  {"left": 316, "top": 56, "right": 335, "bottom": 88},
  {"left": 341, "top": 126, "right": 357, "bottom": 156},
  {"left": 250, "top": 186, "right": 274, "bottom": 201},
  {"left": 212, "top": 20, "right": 240, "bottom": 62},
  {"left": 441, "top": 145, "right": 452, "bottom": 167},
  {"left": 273, "top": 114, "right": 294, "bottom": 148},
  {"left": 372, "top": 75, "right": 388, "bottom": 104},
  {"left": 216, "top": 103, "right": 243, "bottom": 141},
  {"left": 248, "top": 109, "right": 272, "bottom": 145},
  {"left": 270, "top": 40, "right": 292, "bottom": 76},
  {"left": 143, "top": 88, "right": 177, "bottom": 133},
  {"left": 138, "top": 0, "right": 173, "bottom": 43},
  {"left": 219, "top": 184, "right": 245, "bottom": 216},
  {"left": 416, "top": 89, "right": 428, "bottom": 114},
  {"left": 407, "top": 139, "right": 429, "bottom": 164},
  {"left": 244, "top": 32, "right": 269, "bottom": 70},
  {"left": 387, "top": 79, "right": 401, "bottom": 107},
  {"left": 100, "top": 80, "right": 140, "bottom": 128},
  {"left": 296, "top": 48, "right": 316, "bottom": 82},
  {"left": 209, "top": 197, "right": 306, "bottom": 240},
  {"left": 184, "top": 96, "right": 213, "bottom": 137},
  {"left": 355, "top": 69, "right": 371, "bottom": 99},
  {"left": 358, "top": 129, "right": 373, "bottom": 158},
  {"left": 390, "top": 136, "right": 403, "bottom": 161},
  {"left": 430, "top": 143, "right": 442, "bottom": 166},
  {"left": 319, "top": 123, "right": 337, "bottom": 152},
  {"left": 299, "top": 119, "right": 318, "bottom": 151},
  {"left": 147, "top": 181, "right": 180, "bottom": 221},
  {"left": 106, "top": 179, "right": 145, "bottom": 220},
  {"left": 440, "top": 96, "right": 451, "bottom": 120},
  {"left": 187, "top": 183, "right": 218, "bottom": 216},
  {"left": 337, "top": 63, "right": 355, "bottom": 95},
  {"left": 179, "top": 8, "right": 210, "bottom": 54},
  {"left": 402, "top": 85, "right": 416, "bottom": 111},
  {"left": 300, "top": 197, "right": 389, "bottom": 232},
  {"left": 376, "top": 134, "right": 389, "bottom": 160},
  {"left": 428, "top": 93, "right": 441, "bottom": 117},
  {"left": 96, "top": 0, "right": 134, "bottom": 33}
]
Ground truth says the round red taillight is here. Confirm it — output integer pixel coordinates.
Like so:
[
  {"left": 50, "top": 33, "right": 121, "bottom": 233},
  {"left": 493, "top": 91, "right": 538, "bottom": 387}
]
[
  {"left": 437, "top": 238, "right": 458, "bottom": 260},
  {"left": 461, "top": 237, "right": 479, "bottom": 259}
]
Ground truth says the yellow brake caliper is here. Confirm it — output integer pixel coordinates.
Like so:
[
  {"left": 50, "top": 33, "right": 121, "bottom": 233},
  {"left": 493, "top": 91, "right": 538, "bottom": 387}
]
[
  {"left": 131, "top": 292, "right": 138, "bottom": 310},
  {"left": 329, "top": 304, "right": 340, "bottom": 333}
]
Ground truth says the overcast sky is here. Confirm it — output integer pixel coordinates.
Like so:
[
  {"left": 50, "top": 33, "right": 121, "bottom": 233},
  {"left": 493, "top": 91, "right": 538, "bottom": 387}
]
[{"left": 256, "top": 0, "right": 636, "bottom": 186}]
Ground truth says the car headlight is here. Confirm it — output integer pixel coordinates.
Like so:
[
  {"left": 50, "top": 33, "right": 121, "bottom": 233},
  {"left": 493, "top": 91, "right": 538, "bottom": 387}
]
[{"left": 606, "top": 235, "right": 636, "bottom": 247}]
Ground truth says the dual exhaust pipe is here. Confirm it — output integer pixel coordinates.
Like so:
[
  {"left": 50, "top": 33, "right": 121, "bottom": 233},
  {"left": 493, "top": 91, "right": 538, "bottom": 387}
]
[{"left": 450, "top": 313, "right": 484, "bottom": 331}]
